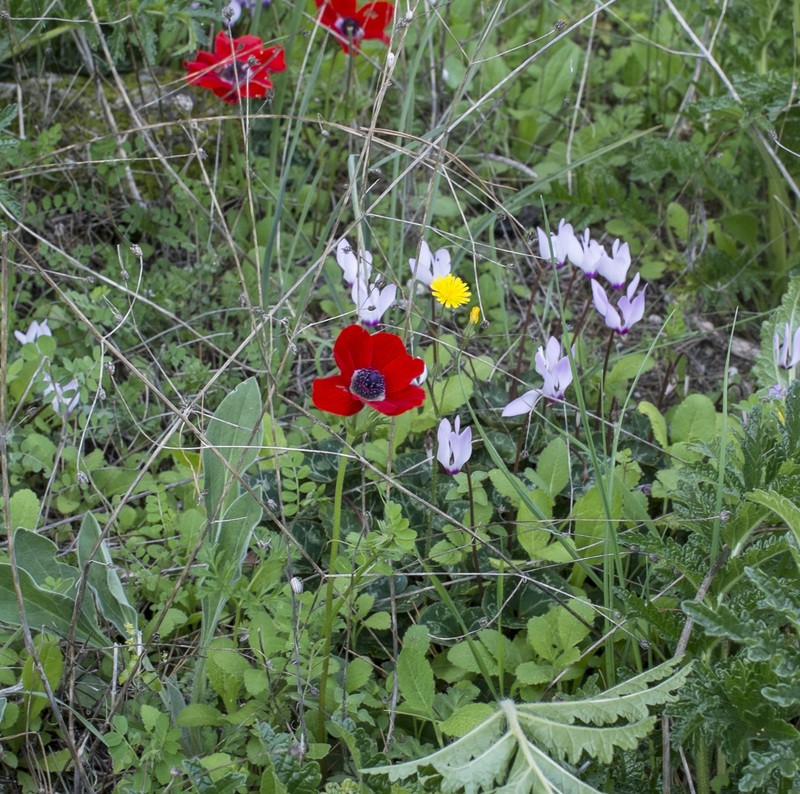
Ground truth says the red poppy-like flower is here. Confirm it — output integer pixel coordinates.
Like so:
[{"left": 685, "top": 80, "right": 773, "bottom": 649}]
[
  {"left": 312, "top": 325, "right": 425, "bottom": 416},
  {"left": 315, "top": 0, "right": 394, "bottom": 54},
  {"left": 184, "top": 31, "right": 286, "bottom": 104}
]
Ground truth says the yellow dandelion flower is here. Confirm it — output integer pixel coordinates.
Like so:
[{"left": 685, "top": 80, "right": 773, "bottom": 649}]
[
  {"left": 431, "top": 274, "right": 471, "bottom": 309},
  {"left": 469, "top": 306, "right": 481, "bottom": 324}
]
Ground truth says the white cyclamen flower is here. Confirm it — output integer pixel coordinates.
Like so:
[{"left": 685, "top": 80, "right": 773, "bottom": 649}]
[
  {"left": 436, "top": 416, "right": 473, "bottom": 475},
  {"left": 409, "top": 240, "right": 451, "bottom": 286},
  {"left": 42, "top": 374, "right": 80, "bottom": 416},
  {"left": 336, "top": 238, "right": 373, "bottom": 287},
  {"left": 502, "top": 337, "right": 574, "bottom": 417},
  {"left": 351, "top": 278, "right": 396, "bottom": 327},
  {"left": 596, "top": 239, "right": 632, "bottom": 289},
  {"left": 592, "top": 273, "right": 647, "bottom": 335},
  {"left": 15, "top": 319, "right": 52, "bottom": 345},
  {"left": 568, "top": 228, "right": 605, "bottom": 278},
  {"left": 537, "top": 219, "right": 581, "bottom": 269},
  {"left": 775, "top": 323, "right": 800, "bottom": 370}
]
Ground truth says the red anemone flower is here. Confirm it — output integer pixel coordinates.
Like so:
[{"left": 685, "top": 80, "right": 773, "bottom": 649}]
[
  {"left": 315, "top": 0, "right": 394, "bottom": 54},
  {"left": 312, "top": 325, "right": 425, "bottom": 416},
  {"left": 184, "top": 31, "right": 286, "bottom": 104}
]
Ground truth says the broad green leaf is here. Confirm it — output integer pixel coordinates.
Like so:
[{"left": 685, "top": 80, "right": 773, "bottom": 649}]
[
  {"left": 433, "top": 374, "right": 474, "bottom": 415},
  {"left": 535, "top": 438, "right": 570, "bottom": 498},
  {"left": 669, "top": 394, "right": 718, "bottom": 443},
  {"left": 12, "top": 528, "right": 77, "bottom": 589},
  {"left": 0, "top": 564, "right": 105, "bottom": 647},
  {"left": 203, "top": 377, "right": 262, "bottom": 518},
  {"left": 77, "top": 513, "right": 137, "bottom": 635},
  {"left": 398, "top": 626, "right": 435, "bottom": 720},
  {"left": 176, "top": 703, "right": 225, "bottom": 728},
  {"left": 21, "top": 635, "right": 63, "bottom": 724},
  {"left": 440, "top": 703, "right": 497, "bottom": 737}
]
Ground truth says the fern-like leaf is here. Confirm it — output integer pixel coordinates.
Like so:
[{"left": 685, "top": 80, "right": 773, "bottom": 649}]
[{"left": 364, "top": 661, "right": 691, "bottom": 793}]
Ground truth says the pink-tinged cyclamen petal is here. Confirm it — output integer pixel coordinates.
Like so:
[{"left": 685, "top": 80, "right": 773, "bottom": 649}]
[{"left": 502, "top": 389, "right": 543, "bottom": 417}]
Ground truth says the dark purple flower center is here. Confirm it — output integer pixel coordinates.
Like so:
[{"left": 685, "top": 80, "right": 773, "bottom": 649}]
[
  {"left": 335, "top": 17, "right": 364, "bottom": 40},
  {"left": 351, "top": 368, "right": 385, "bottom": 401},
  {"left": 217, "top": 60, "right": 251, "bottom": 86}
]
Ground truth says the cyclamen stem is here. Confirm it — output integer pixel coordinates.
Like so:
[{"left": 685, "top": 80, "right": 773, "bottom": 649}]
[
  {"left": 464, "top": 465, "right": 483, "bottom": 598},
  {"left": 596, "top": 330, "right": 615, "bottom": 432},
  {"left": 316, "top": 431, "right": 353, "bottom": 743}
]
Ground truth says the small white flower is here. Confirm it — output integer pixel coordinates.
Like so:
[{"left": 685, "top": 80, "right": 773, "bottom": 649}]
[
  {"left": 537, "top": 219, "right": 581, "bottom": 269},
  {"left": 336, "top": 238, "right": 373, "bottom": 287},
  {"left": 502, "top": 337, "right": 574, "bottom": 417},
  {"left": 42, "top": 374, "right": 80, "bottom": 416},
  {"left": 15, "top": 319, "right": 52, "bottom": 345},
  {"left": 596, "top": 239, "right": 632, "bottom": 289},
  {"left": 436, "top": 416, "right": 473, "bottom": 475},
  {"left": 568, "top": 228, "right": 605, "bottom": 278},
  {"left": 592, "top": 273, "right": 647, "bottom": 335},
  {"left": 412, "top": 363, "right": 428, "bottom": 387},
  {"left": 409, "top": 240, "right": 451, "bottom": 286},
  {"left": 351, "top": 278, "right": 396, "bottom": 327},
  {"left": 290, "top": 577, "right": 303, "bottom": 594}
]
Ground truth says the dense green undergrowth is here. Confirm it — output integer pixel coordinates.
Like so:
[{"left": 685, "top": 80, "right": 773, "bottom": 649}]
[{"left": 0, "top": 0, "right": 799, "bottom": 792}]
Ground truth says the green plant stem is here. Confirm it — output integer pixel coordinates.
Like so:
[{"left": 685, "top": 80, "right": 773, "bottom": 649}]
[
  {"left": 316, "top": 432, "right": 353, "bottom": 743},
  {"left": 464, "top": 465, "right": 483, "bottom": 598}
]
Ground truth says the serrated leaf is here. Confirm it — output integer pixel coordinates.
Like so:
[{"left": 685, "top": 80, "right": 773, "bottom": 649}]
[
  {"left": 746, "top": 489, "right": 800, "bottom": 553},
  {"left": 440, "top": 703, "right": 497, "bottom": 737},
  {"left": 398, "top": 626, "right": 435, "bottom": 720},
  {"left": 176, "top": 704, "right": 225, "bottom": 728},
  {"left": 638, "top": 400, "right": 668, "bottom": 448},
  {"left": 140, "top": 703, "right": 162, "bottom": 733}
]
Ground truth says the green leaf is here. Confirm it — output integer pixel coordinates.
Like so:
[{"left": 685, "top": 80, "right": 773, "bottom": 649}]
[
  {"left": 12, "top": 528, "right": 77, "bottom": 589},
  {"left": 203, "top": 377, "right": 262, "bottom": 518},
  {"left": 440, "top": 703, "right": 497, "bottom": 737},
  {"left": 535, "top": 438, "right": 570, "bottom": 498},
  {"left": 0, "top": 563, "right": 106, "bottom": 647},
  {"left": 176, "top": 703, "right": 226, "bottom": 728},
  {"left": 77, "top": 513, "right": 137, "bottom": 635},
  {"left": 366, "top": 659, "right": 690, "bottom": 793},
  {"left": 747, "top": 489, "right": 800, "bottom": 553},
  {"left": 433, "top": 374, "right": 474, "bottom": 415},
  {"left": 669, "top": 394, "right": 718, "bottom": 444},
  {"left": 637, "top": 401, "right": 668, "bottom": 448},
  {"left": 140, "top": 703, "right": 162, "bottom": 733},
  {"left": 7, "top": 490, "right": 40, "bottom": 531},
  {"left": 397, "top": 625, "right": 435, "bottom": 721}
]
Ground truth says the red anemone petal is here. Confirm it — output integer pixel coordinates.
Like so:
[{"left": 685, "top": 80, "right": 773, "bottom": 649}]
[
  {"left": 370, "top": 384, "right": 426, "bottom": 416},
  {"left": 332, "top": 324, "right": 372, "bottom": 378},
  {"left": 381, "top": 354, "right": 424, "bottom": 393},
  {"left": 366, "top": 330, "right": 411, "bottom": 372},
  {"left": 312, "top": 375, "right": 364, "bottom": 416},
  {"left": 317, "top": 0, "right": 358, "bottom": 14},
  {"left": 187, "top": 72, "right": 230, "bottom": 91},
  {"left": 258, "top": 47, "right": 286, "bottom": 73},
  {"left": 213, "top": 31, "right": 236, "bottom": 57},
  {"left": 357, "top": 2, "right": 394, "bottom": 38}
]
